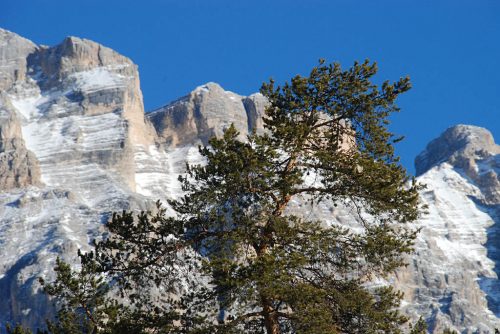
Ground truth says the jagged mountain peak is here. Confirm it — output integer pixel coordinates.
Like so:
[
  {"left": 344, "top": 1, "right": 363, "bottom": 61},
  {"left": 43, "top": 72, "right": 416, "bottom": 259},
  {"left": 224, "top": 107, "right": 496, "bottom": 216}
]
[
  {"left": 191, "top": 82, "right": 266, "bottom": 100},
  {"left": 0, "top": 28, "right": 37, "bottom": 91},
  {"left": 28, "top": 35, "right": 136, "bottom": 91},
  {"left": 149, "top": 82, "right": 239, "bottom": 112},
  {"left": 404, "top": 124, "right": 500, "bottom": 331},
  {"left": 0, "top": 28, "right": 36, "bottom": 46},
  {"left": 57, "top": 35, "right": 132, "bottom": 64},
  {"left": 415, "top": 124, "right": 500, "bottom": 176},
  {"left": 148, "top": 82, "right": 267, "bottom": 147},
  {"left": 193, "top": 81, "right": 225, "bottom": 92}
]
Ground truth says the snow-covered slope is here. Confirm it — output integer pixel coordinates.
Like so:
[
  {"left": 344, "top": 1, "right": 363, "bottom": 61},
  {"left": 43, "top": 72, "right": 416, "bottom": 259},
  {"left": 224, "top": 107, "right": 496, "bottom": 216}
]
[
  {"left": 395, "top": 125, "right": 500, "bottom": 333},
  {"left": 2, "top": 28, "right": 500, "bottom": 333},
  {"left": 0, "top": 29, "right": 265, "bottom": 330}
]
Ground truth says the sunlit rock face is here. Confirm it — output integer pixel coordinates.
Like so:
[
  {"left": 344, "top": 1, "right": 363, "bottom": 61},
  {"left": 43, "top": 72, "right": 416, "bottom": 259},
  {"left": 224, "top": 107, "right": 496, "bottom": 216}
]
[
  {"left": 0, "top": 28, "right": 163, "bottom": 329},
  {"left": 0, "top": 29, "right": 37, "bottom": 91},
  {"left": 0, "top": 30, "right": 41, "bottom": 191},
  {"left": 2, "top": 28, "right": 500, "bottom": 334},
  {"left": 395, "top": 125, "right": 500, "bottom": 333},
  {"left": 148, "top": 82, "right": 268, "bottom": 147},
  {"left": 0, "top": 29, "right": 267, "bottom": 330},
  {"left": 0, "top": 94, "right": 41, "bottom": 190}
]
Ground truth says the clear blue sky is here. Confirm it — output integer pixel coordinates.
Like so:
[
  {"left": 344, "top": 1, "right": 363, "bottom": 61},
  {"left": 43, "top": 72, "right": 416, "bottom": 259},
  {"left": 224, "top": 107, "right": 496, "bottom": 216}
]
[{"left": 2, "top": 0, "right": 499, "bottom": 174}]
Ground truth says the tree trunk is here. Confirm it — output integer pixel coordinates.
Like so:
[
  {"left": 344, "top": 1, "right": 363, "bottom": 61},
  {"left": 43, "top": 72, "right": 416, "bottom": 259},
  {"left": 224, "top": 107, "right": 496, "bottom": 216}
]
[
  {"left": 261, "top": 295, "right": 281, "bottom": 334},
  {"left": 258, "top": 155, "right": 296, "bottom": 334}
]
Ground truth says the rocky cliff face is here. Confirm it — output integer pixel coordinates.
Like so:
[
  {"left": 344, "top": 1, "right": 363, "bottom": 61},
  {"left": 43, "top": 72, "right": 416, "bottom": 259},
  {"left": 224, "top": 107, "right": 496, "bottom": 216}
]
[
  {"left": 0, "top": 31, "right": 41, "bottom": 190},
  {"left": 0, "top": 29, "right": 163, "bottom": 329},
  {"left": 0, "top": 29, "right": 36, "bottom": 91},
  {"left": 0, "top": 29, "right": 267, "bottom": 330},
  {"left": 148, "top": 82, "right": 267, "bottom": 147},
  {"left": 395, "top": 125, "right": 500, "bottom": 333},
  {"left": 1, "top": 28, "right": 500, "bottom": 333},
  {"left": 0, "top": 94, "right": 41, "bottom": 190}
]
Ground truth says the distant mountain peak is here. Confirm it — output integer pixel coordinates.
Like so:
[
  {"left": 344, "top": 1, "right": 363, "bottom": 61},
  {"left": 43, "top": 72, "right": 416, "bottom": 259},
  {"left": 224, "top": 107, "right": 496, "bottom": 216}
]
[
  {"left": 0, "top": 28, "right": 32, "bottom": 43},
  {"left": 415, "top": 124, "right": 500, "bottom": 176},
  {"left": 147, "top": 82, "right": 267, "bottom": 147},
  {"left": 194, "top": 81, "right": 223, "bottom": 91}
]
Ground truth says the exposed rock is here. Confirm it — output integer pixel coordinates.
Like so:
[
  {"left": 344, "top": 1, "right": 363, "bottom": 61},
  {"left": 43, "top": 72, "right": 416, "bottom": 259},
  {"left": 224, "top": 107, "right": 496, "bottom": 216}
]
[
  {"left": 0, "top": 30, "right": 161, "bottom": 330},
  {"left": 415, "top": 125, "right": 500, "bottom": 177},
  {"left": 416, "top": 125, "right": 500, "bottom": 204},
  {"left": 148, "top": 82, "right": 267, "bottom": 147},
  {"left": 0, "top": 29, "right": 37, "bottom": 91},
  {"left": 395, "top": 124, "right": 500, "bottom": 332},
  {"left": 9, "top": 34, "right": 158, "bottom": 193},
  {"left": 29, "top": 36, "right": 132, "bottom": 89},
  {"left": 242, "top": 93, "right": 268, "bottom": 134},
  {"left": 0, "top": 93, "right": 41, "bottom": 189}
]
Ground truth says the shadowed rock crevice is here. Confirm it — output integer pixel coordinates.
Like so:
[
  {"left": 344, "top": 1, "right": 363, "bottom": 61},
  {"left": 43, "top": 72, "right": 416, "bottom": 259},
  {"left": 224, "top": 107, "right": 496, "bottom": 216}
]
[{"left": 0, "top": 241, "right": 55, "bottom": 332}]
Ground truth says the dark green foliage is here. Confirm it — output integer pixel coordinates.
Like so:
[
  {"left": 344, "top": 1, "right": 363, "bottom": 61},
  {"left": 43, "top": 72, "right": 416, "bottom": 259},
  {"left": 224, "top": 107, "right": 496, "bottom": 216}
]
[
  {"left": 40, "top": 211, "right": 185, "bottom": 334},
  {"left": 41, "top": 60, "right": 424, "bottom": 333},
  {"left": 440, "top": 329, "right": 457, "bottom": 334},
  {"left": 5, "top": 324, "right": 48, "bottom": 334},
  {"left": 409, "top": 317, "right": 427, "bottom": 334},
  {"left": 5, "top": 324, "right": 34, "bottom": 334},
  {"left": 39, "top": 257, "right": 110, "bottom": 333}
]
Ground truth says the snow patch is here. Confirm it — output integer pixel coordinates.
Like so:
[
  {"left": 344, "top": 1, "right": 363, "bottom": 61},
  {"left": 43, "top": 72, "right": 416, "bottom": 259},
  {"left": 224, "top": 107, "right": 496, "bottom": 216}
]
[{"left": 68, "top": 67, "right": 128, "bottom": 93}]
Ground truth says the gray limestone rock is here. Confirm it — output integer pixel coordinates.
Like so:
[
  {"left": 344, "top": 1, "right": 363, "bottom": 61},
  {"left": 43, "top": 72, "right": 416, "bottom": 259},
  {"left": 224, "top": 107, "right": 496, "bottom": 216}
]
[
  {"left": 396, "top": 124, "right": 500, "bottom": 332},
  {"left": 243, "top": 92, "right": 268, "bottom": 134},
  {"left": 0, "top": 94, "right": 41, "bottom": 190},
  {"left": 415, "top": 125, "right": 500, "bottom": 177},
  {"left": 0, "top": 30, "right": 160, "bottom": 330},
  {"left": 148, "top": 83, "right": 268, "bottom": 147},
  {"left": 30, "top": 36, "right": 135, "bottom": 90},
  {"left": 0, "top": 29, "right": 37, "bottom": 91},
  {"left": 416, "top": 125, "right": 500, "bottom": 204},
  {"left": 17, "top": 33, "right": 157, "bottom": 192}
]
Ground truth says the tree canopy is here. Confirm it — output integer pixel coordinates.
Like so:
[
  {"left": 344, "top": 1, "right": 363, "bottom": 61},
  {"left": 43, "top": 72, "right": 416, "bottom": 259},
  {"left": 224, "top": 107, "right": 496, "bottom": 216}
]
[{"left": 38, "top": 59, "right": 424, "bottom": 334}]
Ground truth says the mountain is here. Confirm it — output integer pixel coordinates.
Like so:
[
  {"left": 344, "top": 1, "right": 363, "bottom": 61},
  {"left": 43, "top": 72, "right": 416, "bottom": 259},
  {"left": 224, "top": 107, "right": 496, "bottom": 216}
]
[
  {"left": 0, "top": 28, "right": 267, "bottom": 330},
  {"left": 1, "top": 28, "right": 500, "bottom": 333},
  {"left": 395, "top": 125, "right": 500, "bottom": 332}
]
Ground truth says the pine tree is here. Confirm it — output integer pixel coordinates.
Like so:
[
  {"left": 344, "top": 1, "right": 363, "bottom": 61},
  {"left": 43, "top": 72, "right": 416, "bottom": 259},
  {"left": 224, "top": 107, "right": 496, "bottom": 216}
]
[
  {"left": 42, "top": 60, "right": 423, "bottom": 333},
  {"left": 409, "top": 317, "right": 427, "bottom": 334}
]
